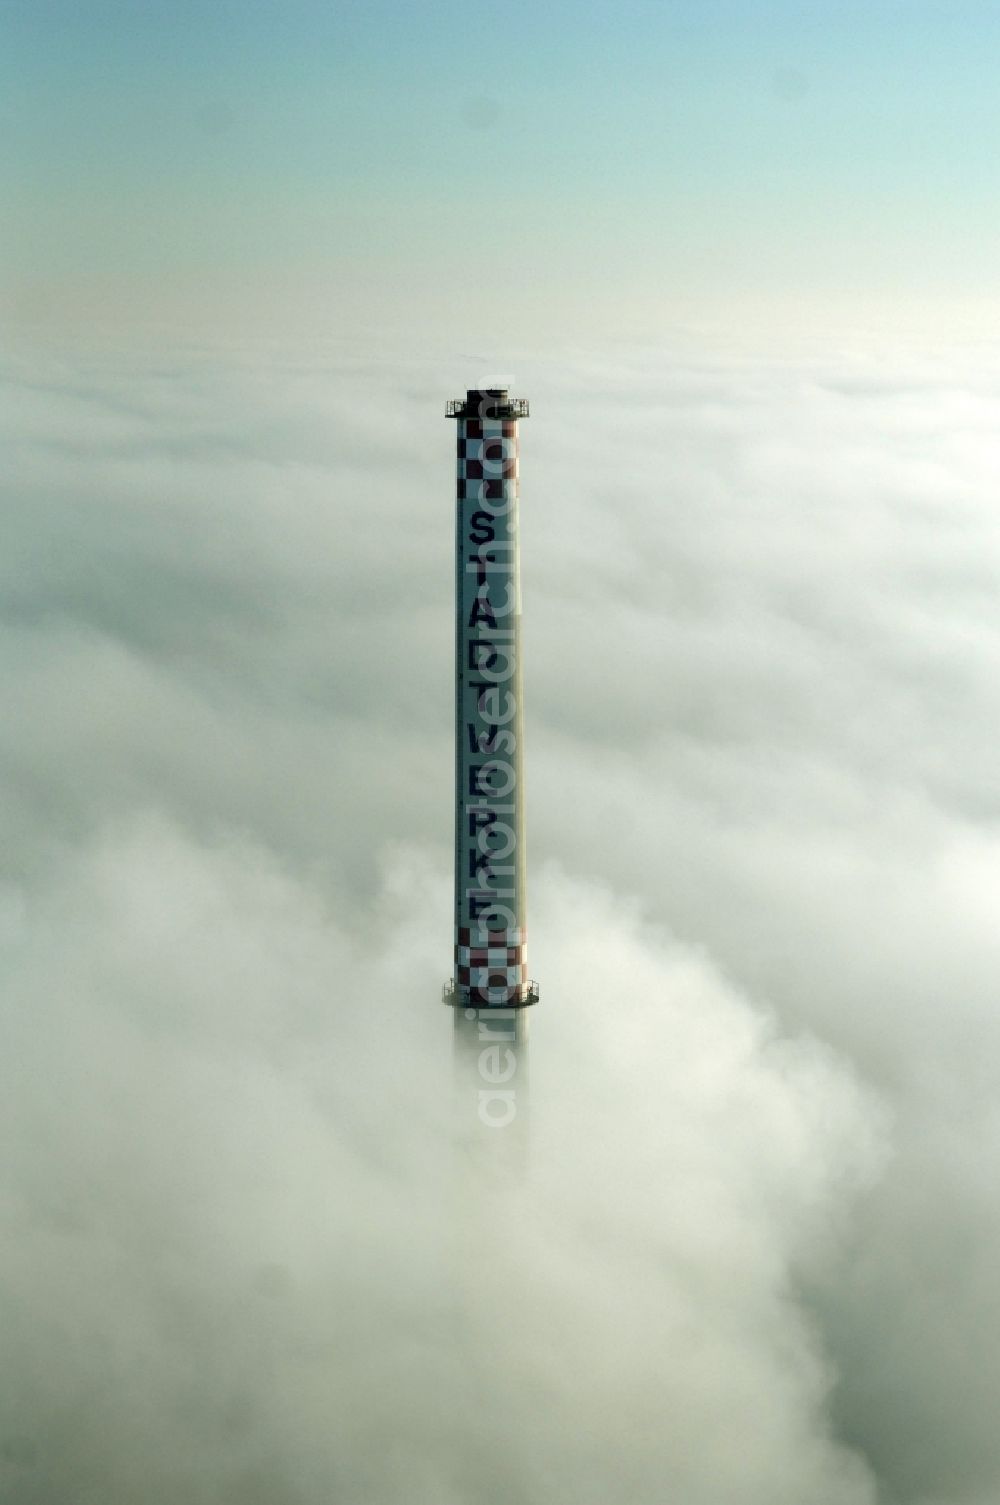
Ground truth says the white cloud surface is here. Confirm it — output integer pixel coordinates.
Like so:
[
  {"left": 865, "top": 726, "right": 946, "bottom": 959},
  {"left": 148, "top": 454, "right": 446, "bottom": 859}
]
[{"left": 3, "top": 338, "right": 999, "bottom": 1503}]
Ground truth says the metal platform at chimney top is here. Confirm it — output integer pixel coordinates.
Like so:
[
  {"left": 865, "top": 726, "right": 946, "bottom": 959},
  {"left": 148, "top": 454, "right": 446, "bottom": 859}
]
[{"left": 446, "top": 396, "right": 529, "bottom": 420}]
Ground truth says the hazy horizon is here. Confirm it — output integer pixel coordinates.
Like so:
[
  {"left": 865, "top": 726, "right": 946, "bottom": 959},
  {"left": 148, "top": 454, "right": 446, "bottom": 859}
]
[{"left": 5, "top": 1, "right": 1000, "bottom": 346}]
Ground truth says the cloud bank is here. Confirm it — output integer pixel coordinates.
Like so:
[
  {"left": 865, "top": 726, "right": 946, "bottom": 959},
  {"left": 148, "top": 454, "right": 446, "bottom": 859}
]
[{"left": 2, "top": 339, "right": 998, "bottom": 1503}]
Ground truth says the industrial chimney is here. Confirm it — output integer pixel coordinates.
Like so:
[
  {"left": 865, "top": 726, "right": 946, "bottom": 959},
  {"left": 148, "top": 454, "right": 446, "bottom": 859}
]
[{"left": 444, "top": 388, "right": 538, "bottom": 1029}]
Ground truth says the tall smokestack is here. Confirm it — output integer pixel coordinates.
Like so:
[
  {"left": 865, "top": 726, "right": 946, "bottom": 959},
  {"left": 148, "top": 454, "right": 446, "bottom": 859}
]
[{"left": 444, "top": 387, "right": 538, "bottom": 1051}]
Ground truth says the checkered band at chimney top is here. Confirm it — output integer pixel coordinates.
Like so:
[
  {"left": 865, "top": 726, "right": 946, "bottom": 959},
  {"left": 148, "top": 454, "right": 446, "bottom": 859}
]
[{"left": 443, "top": 388, "right": 539, "bottom": 1013}]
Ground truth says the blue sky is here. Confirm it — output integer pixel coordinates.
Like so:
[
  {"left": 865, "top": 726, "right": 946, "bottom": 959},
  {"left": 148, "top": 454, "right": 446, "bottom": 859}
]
[{"left": 4, "top": 0, "right": 999, "bottom": 343}]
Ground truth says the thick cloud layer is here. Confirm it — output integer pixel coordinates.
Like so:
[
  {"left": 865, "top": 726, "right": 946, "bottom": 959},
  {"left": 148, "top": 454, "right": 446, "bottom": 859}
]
[{"left": 2, "top": 341, "right": 998, "bottom": 1503}]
